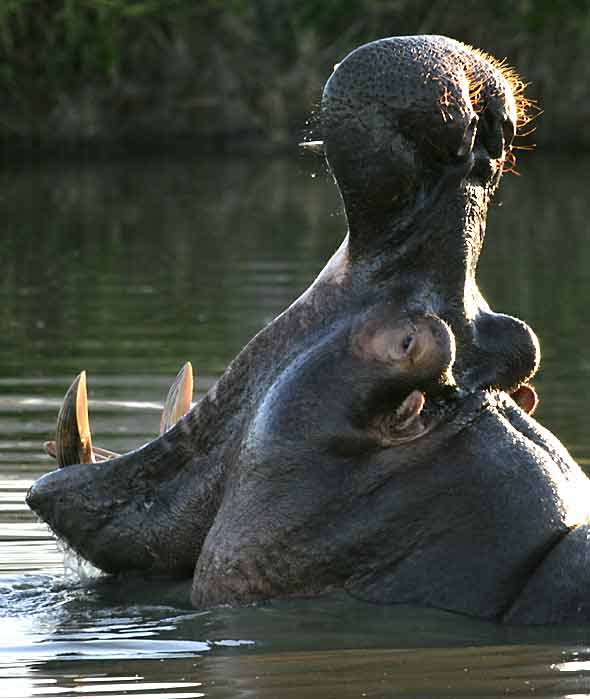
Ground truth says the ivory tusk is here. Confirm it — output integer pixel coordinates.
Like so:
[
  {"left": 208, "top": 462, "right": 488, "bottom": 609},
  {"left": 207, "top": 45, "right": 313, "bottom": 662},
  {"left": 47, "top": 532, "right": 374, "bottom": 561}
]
[
  {"left": 48, "top": 362, "right": 195, "bottom": 466},
  {"left": 55, "top": 371, "right": 94, "bottom": 466},
  {"left": 160, "top": 361, "right": 194, "bottom": 434}
]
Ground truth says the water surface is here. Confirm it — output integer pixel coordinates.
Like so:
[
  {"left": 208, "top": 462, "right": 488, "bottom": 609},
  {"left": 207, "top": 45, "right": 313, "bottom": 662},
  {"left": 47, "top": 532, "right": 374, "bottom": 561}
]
[{"left": 2, "top": 154, "right": 590, "bottom": 697}]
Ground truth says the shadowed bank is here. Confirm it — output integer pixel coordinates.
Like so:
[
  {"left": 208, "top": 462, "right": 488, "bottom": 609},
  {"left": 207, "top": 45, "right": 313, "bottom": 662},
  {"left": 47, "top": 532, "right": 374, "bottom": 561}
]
[{"left": 1, "top": 0, "right": 589, "bottom": 155}]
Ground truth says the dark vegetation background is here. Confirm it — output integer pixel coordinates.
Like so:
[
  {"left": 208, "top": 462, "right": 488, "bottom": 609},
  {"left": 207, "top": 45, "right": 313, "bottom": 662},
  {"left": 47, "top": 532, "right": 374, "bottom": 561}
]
[{"left": 1, "top": 0, "right": 589, "bottom": 155}]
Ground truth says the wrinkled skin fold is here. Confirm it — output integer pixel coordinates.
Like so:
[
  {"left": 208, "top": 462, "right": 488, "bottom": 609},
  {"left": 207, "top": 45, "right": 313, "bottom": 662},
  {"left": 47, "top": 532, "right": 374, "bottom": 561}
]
[{"left": 26, "top": 35, "right": 590, "bottom": 624}]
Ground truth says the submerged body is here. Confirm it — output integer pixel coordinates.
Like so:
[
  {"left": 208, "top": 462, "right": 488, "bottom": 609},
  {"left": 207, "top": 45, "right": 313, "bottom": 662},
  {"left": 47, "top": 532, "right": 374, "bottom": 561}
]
[{"left": 27, "top": 35, "right": 590, "bottom": 624}]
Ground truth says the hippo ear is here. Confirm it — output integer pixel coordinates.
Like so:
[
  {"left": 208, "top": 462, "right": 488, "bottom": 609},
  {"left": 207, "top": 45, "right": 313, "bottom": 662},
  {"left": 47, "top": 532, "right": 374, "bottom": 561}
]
[
  {"left": 352, "top": 315, "right": 417, "bottom": 364},
  {"left": 394, "top": 390, "right": 426, "bottom": 432},
  {"left": 511, "top": 384, "right": 539, "bottom": 415},
  {"left": 371, "top": 390, "right": 430, "bottom": 445}
]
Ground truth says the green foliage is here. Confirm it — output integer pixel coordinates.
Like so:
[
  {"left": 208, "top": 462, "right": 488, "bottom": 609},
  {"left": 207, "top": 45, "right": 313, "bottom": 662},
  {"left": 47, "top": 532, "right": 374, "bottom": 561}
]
[
  {"left": 0, "top": 1, "right": 173, "bottom": 87},
  {"left": 0, "top": 0, "right": 589, "bottom": 150}
]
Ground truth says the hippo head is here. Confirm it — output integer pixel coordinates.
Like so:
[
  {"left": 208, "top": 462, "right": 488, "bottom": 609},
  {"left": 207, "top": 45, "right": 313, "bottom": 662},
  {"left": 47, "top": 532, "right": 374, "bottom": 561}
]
[
  {"left": 322, "top": 35, "right": 521, "bottom": 222},
  {"left": 316, "top": 35, "right": 538, "bottom": 393},
  {"left": 27, "top": 36, "right": 590, "bottom": 625}
]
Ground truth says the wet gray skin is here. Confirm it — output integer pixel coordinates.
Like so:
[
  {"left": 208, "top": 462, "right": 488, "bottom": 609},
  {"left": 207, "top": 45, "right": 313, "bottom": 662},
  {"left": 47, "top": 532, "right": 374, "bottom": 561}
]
[{"left": 27, "top": 35, "right": 590, "bottom": 624}]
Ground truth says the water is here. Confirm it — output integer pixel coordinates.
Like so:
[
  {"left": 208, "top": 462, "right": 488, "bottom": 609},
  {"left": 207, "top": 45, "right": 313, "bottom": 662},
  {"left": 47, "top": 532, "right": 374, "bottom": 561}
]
[{"left": 2, "top": 153, "right": 590, "bottom": 697}]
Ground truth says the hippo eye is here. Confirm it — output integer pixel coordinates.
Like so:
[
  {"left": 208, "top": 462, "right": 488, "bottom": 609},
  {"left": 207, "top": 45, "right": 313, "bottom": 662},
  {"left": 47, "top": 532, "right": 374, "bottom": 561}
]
[{"left": 401, "top": 334, "right": 414, "bottom": 353}]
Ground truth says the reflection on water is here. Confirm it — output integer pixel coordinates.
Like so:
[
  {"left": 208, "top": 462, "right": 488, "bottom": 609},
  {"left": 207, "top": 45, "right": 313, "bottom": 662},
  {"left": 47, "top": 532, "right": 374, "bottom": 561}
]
[{"left": 1, "top": 153, "right": 590, "bottom": 697}]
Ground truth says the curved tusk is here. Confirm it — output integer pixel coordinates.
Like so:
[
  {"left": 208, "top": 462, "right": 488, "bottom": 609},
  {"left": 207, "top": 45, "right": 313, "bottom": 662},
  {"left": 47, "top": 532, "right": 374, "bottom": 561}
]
[
  {"left": 160, "top": 361, "right": 194, "bottom": 434},
  {"left": 55, "top": 371, "right": 94, "bottom": 466},
  {"left": 49, "top": 363, "right": 194, "bottom": 465}
]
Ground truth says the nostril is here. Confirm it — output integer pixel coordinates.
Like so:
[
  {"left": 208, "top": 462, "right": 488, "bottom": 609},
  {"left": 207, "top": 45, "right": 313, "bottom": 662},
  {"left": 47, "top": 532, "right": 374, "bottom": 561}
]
[
  {"left": 25, "top": 482, "right": 42, "bottom": 514},
  {"left": 477, "top": 111, "right": 504, "bottom": 160},
  {"left": 25, "top": 472, "right": 60, "bottom": 521},
  {"left": 502, "top": 118, "right": 515, "bottom": 148}
]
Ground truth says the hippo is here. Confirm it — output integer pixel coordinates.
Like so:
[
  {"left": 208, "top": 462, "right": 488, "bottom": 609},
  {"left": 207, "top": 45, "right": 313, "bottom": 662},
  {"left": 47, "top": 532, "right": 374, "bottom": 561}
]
[{"left": 26, "top": 35, "right": 590, "bottom": 624}]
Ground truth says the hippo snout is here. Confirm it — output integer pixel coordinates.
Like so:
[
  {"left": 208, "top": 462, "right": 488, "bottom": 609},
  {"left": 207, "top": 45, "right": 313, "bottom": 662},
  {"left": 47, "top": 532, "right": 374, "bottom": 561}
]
[
  {"left": 26, "top": 463, "right": 114, "bottom": 544},
  {"left": 26, "top": 472, "right": 61, "bottom": 523}
]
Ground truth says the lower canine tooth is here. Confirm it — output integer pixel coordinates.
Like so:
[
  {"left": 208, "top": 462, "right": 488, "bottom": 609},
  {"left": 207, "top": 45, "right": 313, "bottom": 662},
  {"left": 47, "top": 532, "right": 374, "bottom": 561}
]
[
  {"left": 55, "top": 371, "right": 94, "bottom": 466},
  {"left": 160, "top": 361, "right": 194, "bottom": 434}
]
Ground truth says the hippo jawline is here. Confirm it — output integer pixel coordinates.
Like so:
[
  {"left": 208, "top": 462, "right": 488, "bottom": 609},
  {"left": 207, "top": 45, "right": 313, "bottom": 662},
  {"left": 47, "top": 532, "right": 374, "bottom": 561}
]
[{"left": 26, "top": 376, "right": 590, "bottom": 624}]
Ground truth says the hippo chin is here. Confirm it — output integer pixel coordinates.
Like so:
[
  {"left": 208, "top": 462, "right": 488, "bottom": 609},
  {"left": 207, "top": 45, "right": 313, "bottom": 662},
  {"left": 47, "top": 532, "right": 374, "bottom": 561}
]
[{"left": 27, "top": 35, "right": 590, "bottom": 624}]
